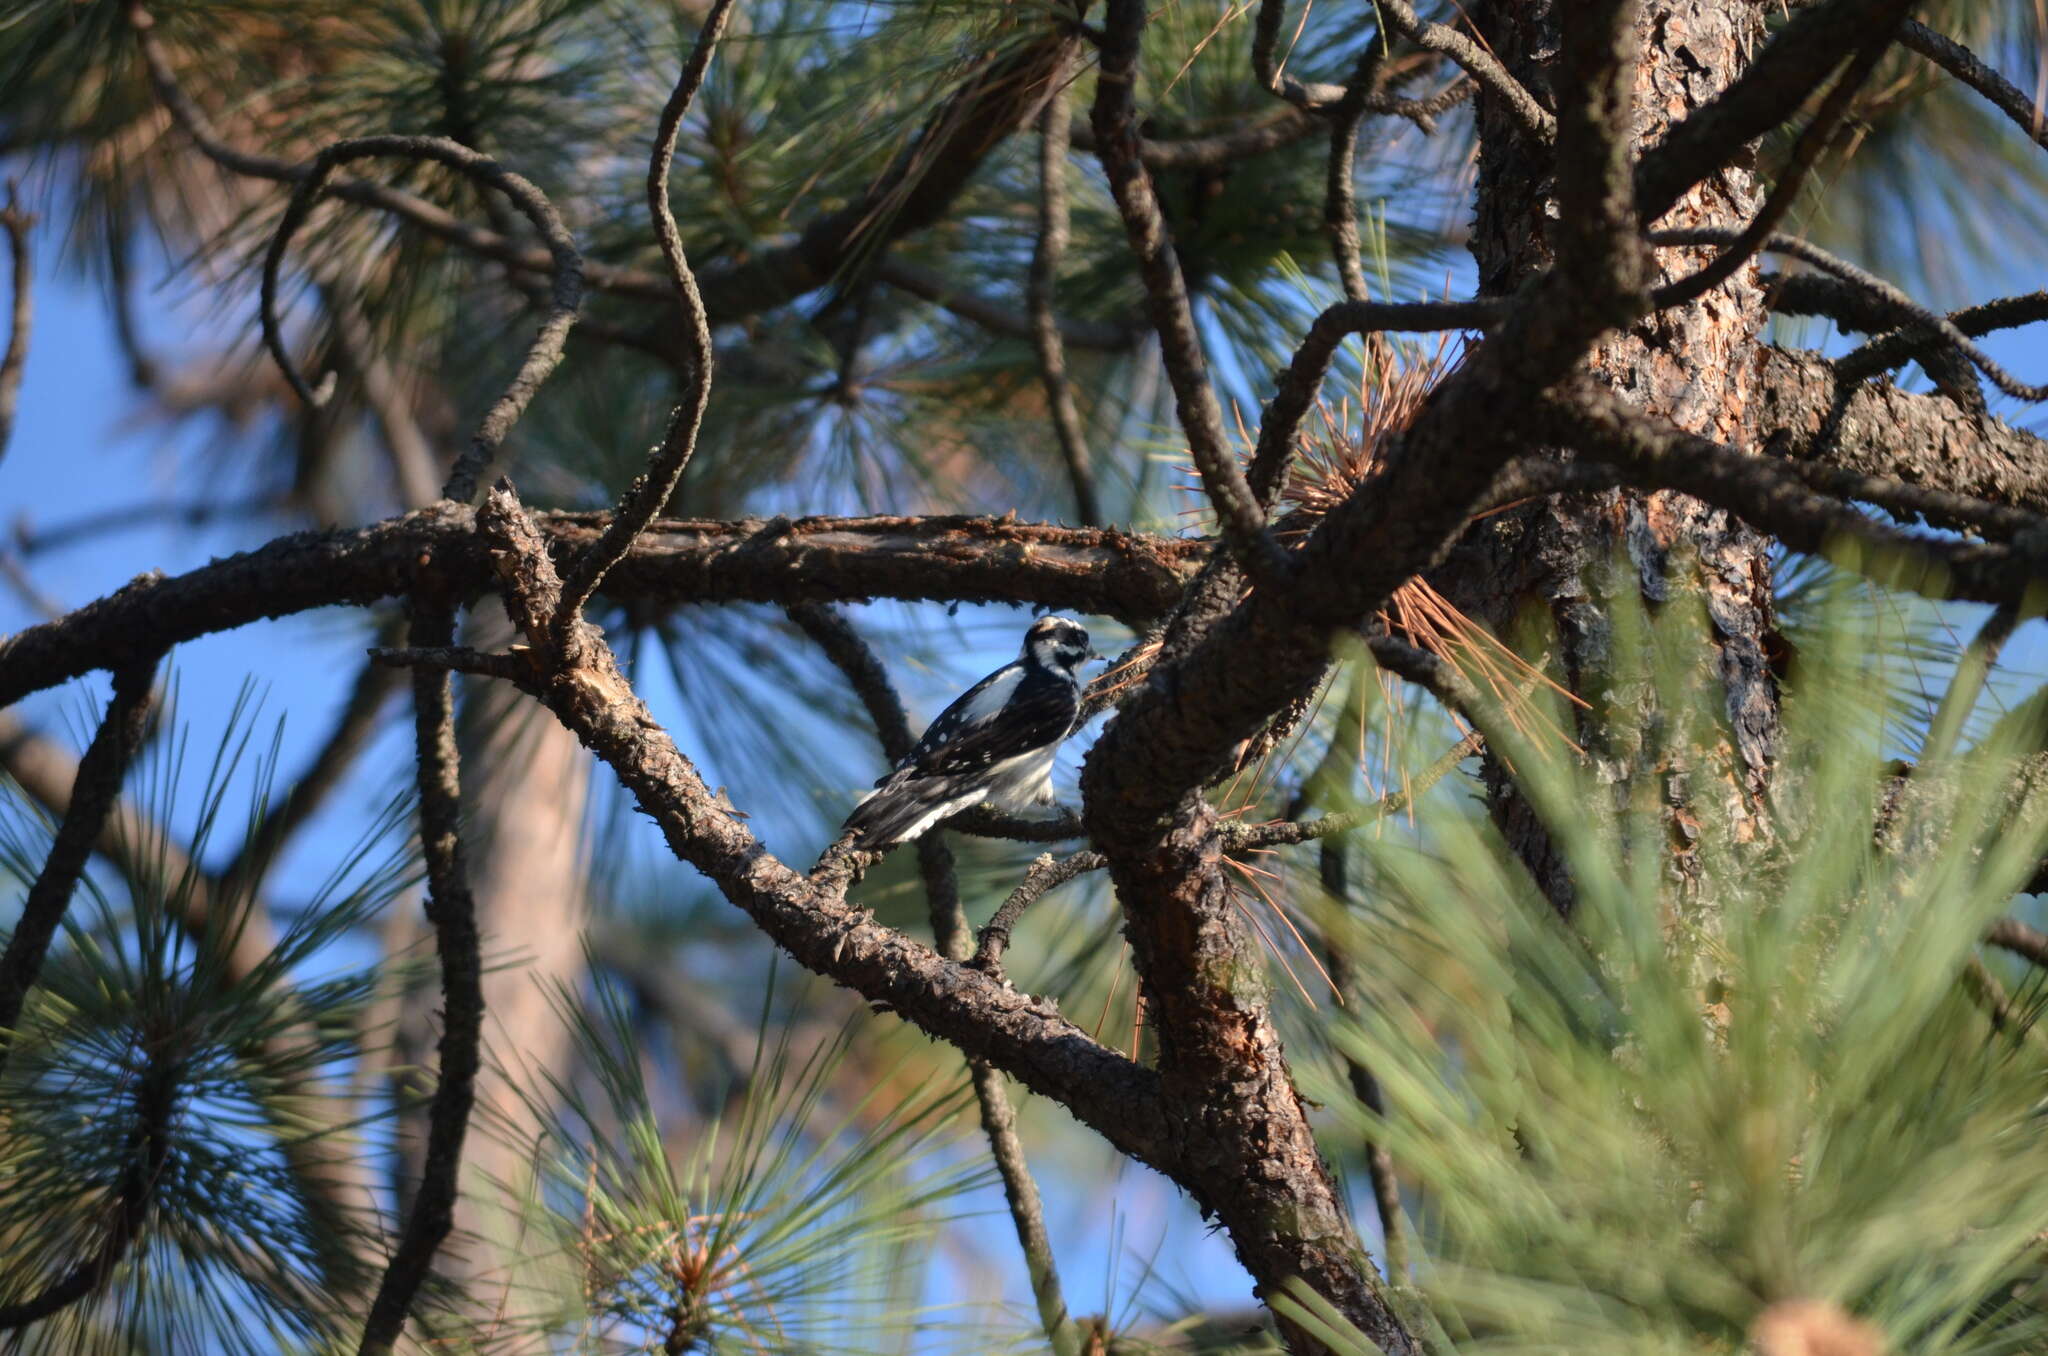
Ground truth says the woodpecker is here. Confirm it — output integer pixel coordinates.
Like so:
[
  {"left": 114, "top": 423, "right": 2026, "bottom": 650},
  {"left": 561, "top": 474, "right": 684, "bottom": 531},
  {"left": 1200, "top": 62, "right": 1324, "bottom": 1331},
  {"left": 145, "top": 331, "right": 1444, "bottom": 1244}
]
[{"left": 842, "top": 616, "right": 1097, "bottom": 849}]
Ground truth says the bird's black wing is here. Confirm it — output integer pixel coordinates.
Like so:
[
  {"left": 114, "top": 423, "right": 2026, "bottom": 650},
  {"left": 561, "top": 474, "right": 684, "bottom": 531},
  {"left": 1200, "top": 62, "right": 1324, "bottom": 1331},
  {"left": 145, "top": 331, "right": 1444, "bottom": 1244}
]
[{"left": 882, "top": 664, "right": 1078, "bottom": 783}]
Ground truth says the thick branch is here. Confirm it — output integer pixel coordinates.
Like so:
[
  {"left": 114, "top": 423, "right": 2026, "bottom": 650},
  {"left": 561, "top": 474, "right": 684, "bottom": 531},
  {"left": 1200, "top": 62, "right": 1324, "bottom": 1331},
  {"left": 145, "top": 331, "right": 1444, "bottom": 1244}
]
[
  {"left": 0, "top": 510, "right": 1202, "bottom": 710},
  {"left": 1754, "top": 346, "right": 2048, "bottom": 524}
]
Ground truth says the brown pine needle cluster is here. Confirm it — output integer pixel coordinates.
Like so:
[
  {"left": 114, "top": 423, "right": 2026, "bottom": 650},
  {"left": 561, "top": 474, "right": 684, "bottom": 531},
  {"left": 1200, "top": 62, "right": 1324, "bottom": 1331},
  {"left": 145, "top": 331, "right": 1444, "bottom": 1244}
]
[{"left": 1283, "top": 336, "right": 1586, "bottom": 749}]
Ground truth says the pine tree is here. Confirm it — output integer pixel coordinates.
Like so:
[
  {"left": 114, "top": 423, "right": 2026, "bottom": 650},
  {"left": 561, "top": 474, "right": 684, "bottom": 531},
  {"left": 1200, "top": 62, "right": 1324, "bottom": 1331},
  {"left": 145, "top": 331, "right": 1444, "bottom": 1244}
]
[{"left": 4, "top": 1, "right": 2048, "bottom": 1352}]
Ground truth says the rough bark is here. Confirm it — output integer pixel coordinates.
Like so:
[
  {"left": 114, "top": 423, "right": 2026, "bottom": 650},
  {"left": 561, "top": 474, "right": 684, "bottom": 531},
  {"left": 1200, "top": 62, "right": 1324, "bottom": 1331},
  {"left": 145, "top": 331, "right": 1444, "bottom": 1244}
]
[
  {"left": 1755, "top": 346, "right": 2048, "bottom": 524},
  {"left": 1454, "top": 0, "right": 1781, "bottom": 911},
  {"left": 0, "top": 511, "right": 1202, "bottom": 709}
]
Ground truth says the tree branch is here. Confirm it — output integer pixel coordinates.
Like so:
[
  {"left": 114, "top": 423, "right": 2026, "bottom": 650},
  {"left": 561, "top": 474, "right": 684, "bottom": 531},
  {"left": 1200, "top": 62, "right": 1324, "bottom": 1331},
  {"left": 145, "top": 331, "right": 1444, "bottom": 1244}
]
[
  {"left": 1650, "top": 4, "right": 1907, "bottom": 310},
  {"left": 255, "top": 135, "right": 584, "bottom": 501},
  {"left": 1754, "top": 346, "right": 2048, "bottom": 525},
  {"left": 1090, "top": 0, "right": 1289, "bottom": 583},
  {"left": 358, "top": 594, "right": 485, "bottom": 1356},
  {"left": 972, "top": 849, "right": 1107, "bottom": 978},
  {"left": 554, "top": 0, "right": 735, "bottom": 628},
  {"left": 1372, "top": 0, "right": 1553, "bottom": 141},
  {"left": 0, "top": 510, "right": 1202, "bottom": 710},
  {"left": 1900, "top": 18, "right": 2048, "bottom": 152},
  {"left": 1540, "top": 379, "right": 2048, "bottom": 606},
  {"left": 464, "top": 484, "right": 1170, "bottom": 1167},
  {"left": 1634, "top": 0, "right": 1891, "bottom": 225},
  {"left": 1656, "top": 228, "right": 2048, "bottom": 403},
  {"left": 1554, "top": 0, "right": 1648, "bottom": 309},
  {"left": 1030, "top": 65, "right": 1101, "bottom": 527},
  {"left": 0, "top": 189, "right": 31, "bottom": 469},
  {"left": 0, "top": 660, "right": 157, "bottom": 1079}
]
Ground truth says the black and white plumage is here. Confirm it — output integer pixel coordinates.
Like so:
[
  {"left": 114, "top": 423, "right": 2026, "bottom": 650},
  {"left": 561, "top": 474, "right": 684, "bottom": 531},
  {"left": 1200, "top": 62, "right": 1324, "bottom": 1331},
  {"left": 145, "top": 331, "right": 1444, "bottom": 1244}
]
[{"left": 843, "top": 616, "right": 1097, "bottom": 848}]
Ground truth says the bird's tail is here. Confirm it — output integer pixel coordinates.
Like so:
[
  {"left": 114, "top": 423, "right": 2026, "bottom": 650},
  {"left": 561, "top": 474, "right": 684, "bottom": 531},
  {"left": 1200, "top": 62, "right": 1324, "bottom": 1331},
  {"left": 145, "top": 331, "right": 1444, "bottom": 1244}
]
[{"left": 843, "top": 774, "right": 956, "bottom": 849}]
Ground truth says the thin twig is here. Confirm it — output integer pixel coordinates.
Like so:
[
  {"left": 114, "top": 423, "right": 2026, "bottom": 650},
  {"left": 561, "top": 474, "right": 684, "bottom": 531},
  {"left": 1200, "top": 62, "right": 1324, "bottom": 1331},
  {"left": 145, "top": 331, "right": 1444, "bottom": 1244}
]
[
  {"left": 1374, "top": 0, "right": 1553, "bottom": 141},
  {"left": 0, "top": 660, "right": 157, "bottom": 1080},
  {"left": 1030, "top": 63, "right": 1101, "bottom": 527},
  {"left": 358, "top": 594, "right": 486, "bottom": 1356},
  {"left": 255, "top": 135, "right": 584, "bottom": 502},
  {"left": 554, "top": 0, "right": 738, "bottom": 634},
  {"left": 973, "top": 850, "right": 1107, "bottom": 977},
  {"left": 0, "top": 188, "right": 32, "bottom": 468},
  {"left": 368, "top": 644, "right": 533, "bottom": 685},
  {"left": 1250, "top": 0, "right": 1350, "bottom": 110},
  {"left": 1323, "top": 48, "right": 1385, "bottom": 305}
]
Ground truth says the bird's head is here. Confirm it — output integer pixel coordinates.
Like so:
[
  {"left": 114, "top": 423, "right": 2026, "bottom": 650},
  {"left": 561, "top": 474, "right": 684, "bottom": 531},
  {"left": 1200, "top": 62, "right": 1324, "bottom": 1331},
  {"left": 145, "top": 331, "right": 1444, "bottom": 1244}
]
[{"left": 1024, "top": 615, "right": 1096, "bottom": 679}]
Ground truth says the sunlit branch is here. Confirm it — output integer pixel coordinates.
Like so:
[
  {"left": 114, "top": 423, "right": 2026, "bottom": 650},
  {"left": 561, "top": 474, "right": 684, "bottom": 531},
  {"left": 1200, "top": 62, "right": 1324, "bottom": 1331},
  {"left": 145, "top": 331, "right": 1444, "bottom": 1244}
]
[{"left": 1373, "top": 0, "right": 1554, "bottom": 141}]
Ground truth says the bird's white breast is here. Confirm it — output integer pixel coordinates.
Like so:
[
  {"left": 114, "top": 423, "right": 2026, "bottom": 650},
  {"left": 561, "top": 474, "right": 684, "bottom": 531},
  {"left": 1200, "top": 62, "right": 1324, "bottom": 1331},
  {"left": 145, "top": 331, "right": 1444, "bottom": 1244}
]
[{"left": 982, "top": 743, "right": 1059, "bottom": 809}]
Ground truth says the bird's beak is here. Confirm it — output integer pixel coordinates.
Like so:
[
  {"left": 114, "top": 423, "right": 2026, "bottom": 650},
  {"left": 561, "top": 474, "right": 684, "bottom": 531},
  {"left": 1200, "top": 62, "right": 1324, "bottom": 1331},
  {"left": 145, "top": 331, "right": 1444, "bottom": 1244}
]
[{"left": 1088, "top": 649, "right": 1106, "bottom": 665}]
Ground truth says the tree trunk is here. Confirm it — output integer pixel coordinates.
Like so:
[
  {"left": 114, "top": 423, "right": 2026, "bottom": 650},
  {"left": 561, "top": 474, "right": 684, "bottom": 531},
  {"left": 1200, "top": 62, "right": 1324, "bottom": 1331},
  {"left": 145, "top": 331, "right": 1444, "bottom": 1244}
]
[{"left": 1447, "top": 0, "right": 1783, "bottom": 913}]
